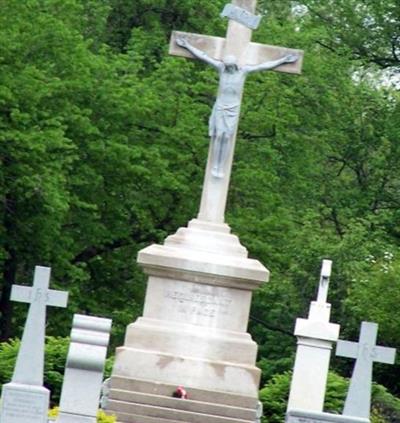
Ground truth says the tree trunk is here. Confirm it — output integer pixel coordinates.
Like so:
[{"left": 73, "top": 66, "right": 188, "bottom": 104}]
[
  {"left": 0, "top": 192, "right": 18, "bottom": 342},
  {"left": 0, "top": 251, "right": 17, "bottom": 341}
]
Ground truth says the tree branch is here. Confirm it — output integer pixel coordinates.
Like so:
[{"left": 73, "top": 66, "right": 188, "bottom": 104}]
[{"left": 250, "top": 314, "right": 294, "bottom": 337}]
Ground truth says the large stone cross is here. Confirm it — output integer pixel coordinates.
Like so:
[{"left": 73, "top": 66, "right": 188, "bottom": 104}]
[
  {"left": 10, "top": 266, "right": 69, "bottom": 385},
  {"left": 336, "top": 322, "right": 396, "bottom": 419},
  {"left": 170, "top": 0, "right": 304, "bottom": 223}
]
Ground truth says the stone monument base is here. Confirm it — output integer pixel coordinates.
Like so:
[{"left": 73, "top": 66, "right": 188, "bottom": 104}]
[
  {"left": 56, "top": 412, "right": 96, "bottom": 423},
  {"left": 105, "top": 219, "right": 268, "bottom": 423},
  {"left": 0, "top": 383, "right": 50, "bottom": 423},
  {"left": 106, "top": 376, "right": 258, "bottom": 423},
  {"left": 286, "top": 409, "right": 370, "bottom": 423}
]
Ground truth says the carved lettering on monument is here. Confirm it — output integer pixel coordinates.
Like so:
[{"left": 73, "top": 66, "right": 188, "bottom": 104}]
[
  {"left": 2, "top": 390, "right": 47, "bottom": 422},
  {"left": 287, "top": 417, "right": 326, "bottom": 423},
  {"left": 164, "top": 287, "right": 233, "bottom": 318}
]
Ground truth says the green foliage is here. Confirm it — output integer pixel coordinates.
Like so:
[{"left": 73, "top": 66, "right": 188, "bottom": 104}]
[
  {"left": 303, "top": 0, "right": 400, "bottom": 69},
  {"left": 259, "top": 372, "right": 290, "bottom": 423},
  {"left": 0, "top": 336, "right": 115, "bottom": 404},
  {"left": 106, "top": 0, "right": 226, "bottom": 53},
  {"left": 259, "top": 371, "right": 400, "bottom": 423},
  {"left": 1, "top": 0, "right": 400, "bottom": 406},
  {"left": 0, "top": 337, "right": 69, "bottom": 403},
  {"left": 0, "top": 0, "right": 201, "bottom": 345},
  {"left": 372, "top": 383, "right": 400, "bottom": 423}
]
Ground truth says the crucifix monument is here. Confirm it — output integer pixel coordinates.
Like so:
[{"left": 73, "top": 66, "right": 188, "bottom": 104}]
[
  {"left": 0, "top": 266, "right": 68, "bottom": 423},
  {"left": 105, "top": 2, "right": 303, "bottom": 422},
  {"left": 170, "top": 0, "right": 303, "bottom": 223}
]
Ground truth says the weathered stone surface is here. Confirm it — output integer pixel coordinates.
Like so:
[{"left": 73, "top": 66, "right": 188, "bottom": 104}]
[
  {"left": 108, "top": 376, "right": 258, "bottom": 409},
  {"left": 57, "top": 314, "right": 112, "bottom": 423},
  {"left": 108, "top": 399, "right": 253, "bottom": 423},
  {"left": 0, "top": 384, "right": 50, "bottom": 423},
  {"left": 0, "top": 266, "right": 68, "bottom": 423},
  {"left": 287, "top": 261, "right": 340, "bottom": 413},
  {"left": 170, "top": 32, "right": 303, "bottom": 75},
  {"left": 109, "top": 390, "right": 256, "bottom": 420},
  {"left": 138, "top": 220, "right": 268, "bottom": 291},
  {"left": 286, "top": 410, "right": 369, "bottom": 423},
  {"left": 107, "top": 218, "right": 267, "bottom": 415},
  {"left": 336, "top": 322, "right": 396, "bottom": 419},
  {"left": 220, "top": 4, "right": 262, "bottom": 29}
]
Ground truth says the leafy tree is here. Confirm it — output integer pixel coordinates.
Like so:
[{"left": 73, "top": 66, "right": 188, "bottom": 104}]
[
  {"left": 0, "top": 0, "right": 196, "bottom": 343},
  {"left": 303, "top": 0, "right": 400, "bottom": 70},
  {"left": 1, "top": 0, "right": 400, "bottom": 404}
]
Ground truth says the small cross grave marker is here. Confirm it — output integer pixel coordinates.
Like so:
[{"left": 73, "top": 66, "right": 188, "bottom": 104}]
[{"left": 336, "top": 322, "right": 396, "bottom": 419}]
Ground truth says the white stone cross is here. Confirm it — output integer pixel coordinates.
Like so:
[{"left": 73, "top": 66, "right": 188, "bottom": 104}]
[
  {"left": 10, "top": 266, "right": 69, "bottom": 385},
  {"left": 169, "top": 0, "right": 304, "bottom": 223},
  {"left": 336, "top": 322, "right": 396, "bottom": 419}
]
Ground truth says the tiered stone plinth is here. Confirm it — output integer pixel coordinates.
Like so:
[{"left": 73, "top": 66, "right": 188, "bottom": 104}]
[{"left": 105, "top": 219, "right": 269, "bottom": 423}]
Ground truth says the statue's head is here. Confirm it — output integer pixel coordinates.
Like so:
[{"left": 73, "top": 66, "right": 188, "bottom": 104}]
[{"left": 223, "top": 55, "right": 238, "bottom": 72}]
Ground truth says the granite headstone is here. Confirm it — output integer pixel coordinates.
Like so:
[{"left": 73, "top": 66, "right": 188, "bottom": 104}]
[{"left": 56, "top": 314, "right": 112, "bottom": 423}]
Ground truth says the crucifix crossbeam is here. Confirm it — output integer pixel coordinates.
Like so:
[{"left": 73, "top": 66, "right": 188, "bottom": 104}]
[
  {"left": 169, "top": 0, "right": 304, "bottom": 224},
  {"left": 336, "top": 322, "right": 396, "bottom": 419},
  {"left": 170, "top": 31, "right": 303, "bottom": 75}
]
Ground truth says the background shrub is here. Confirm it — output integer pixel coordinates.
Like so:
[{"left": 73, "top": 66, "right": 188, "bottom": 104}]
[
  {"left": 259, "top": 371, "right": 400, "bottom": 423},
  {"left": 0, "top": 337, "right": 114, "bottom": 405}
]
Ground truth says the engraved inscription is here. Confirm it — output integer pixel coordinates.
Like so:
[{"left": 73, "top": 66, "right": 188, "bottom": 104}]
[
  {"left": 33, "top": 288, "right": 51, "bottom": 303},
  {"left": 221, "top": 4, "right": 262, "bottom": 30},
  {"left": 287, "top": 415, "right": 351, "bottom": 423},
  {"left": 164, "top": 286, "right": 233, "bottom": 319},
  {"left": 2, "top": 389, "right": 47, "bottom": 423},
  {"left": 288, "top": 418, "right": 323, "bottom": 423}
]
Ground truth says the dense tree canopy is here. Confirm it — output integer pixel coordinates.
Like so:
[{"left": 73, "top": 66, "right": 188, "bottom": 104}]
[{"left": 1, "top": 0, "right": 400, "bottom": 412}]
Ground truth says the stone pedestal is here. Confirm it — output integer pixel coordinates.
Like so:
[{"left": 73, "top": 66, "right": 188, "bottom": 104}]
[
  {"left": 0, "top": 383, "right": 50, "bottom": 423},
  {"left": 287, "top": 302, "right": 340, "bottom": 412},
  {"left": 105, "top": 219, "right": 269, "bottom": 423},
  {"left": 286, "top": 409, "right": 369, "bottom": 423}
]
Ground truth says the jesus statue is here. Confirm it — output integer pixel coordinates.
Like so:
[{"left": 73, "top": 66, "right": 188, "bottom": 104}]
[{"left": 176, "top": 37, "right": 299, "bottom": 178}]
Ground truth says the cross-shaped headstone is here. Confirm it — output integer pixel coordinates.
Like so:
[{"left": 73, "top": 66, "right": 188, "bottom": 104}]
[
  {"left": 336, "top": 322, "right": 396, "bottom": 419},
  {"left": 10, "top": 266, "right": 69, "bottom": 385},
  {"left": 170, "top": 0, "right": 304, "bottom": 223},
  {"left": 0, "top": 266, "right": 69, "bottom": 423},
  {"left": 288, "top": 260, "right": 339, "bottom": 413}
]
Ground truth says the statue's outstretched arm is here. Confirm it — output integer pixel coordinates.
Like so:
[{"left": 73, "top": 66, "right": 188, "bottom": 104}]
[
  {"left": 244, "top": 54, "right": 299, "bottom": 74},
  {"left": 176, "top": 38, "right": 222, "bottom": 70}
]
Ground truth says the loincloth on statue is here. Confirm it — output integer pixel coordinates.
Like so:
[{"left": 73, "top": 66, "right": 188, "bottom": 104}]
[{"left": 209, "top": 101, "right": 240, "bottom": 139}]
